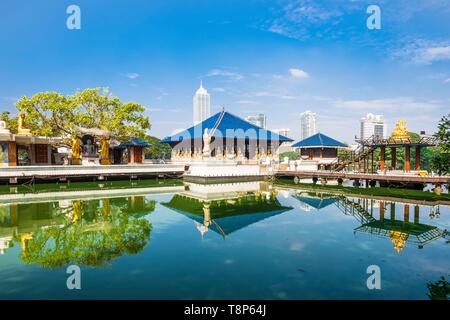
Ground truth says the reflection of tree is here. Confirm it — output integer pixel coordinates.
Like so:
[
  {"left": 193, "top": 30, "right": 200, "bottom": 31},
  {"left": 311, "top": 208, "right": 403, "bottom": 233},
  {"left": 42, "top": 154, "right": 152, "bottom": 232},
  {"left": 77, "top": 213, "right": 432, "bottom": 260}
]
[
  {"left": 427, "top": 276, "right": 450, "bottom": 300},
  {"left": 20, "top": 197, "right": 154, "bottom": 268}
]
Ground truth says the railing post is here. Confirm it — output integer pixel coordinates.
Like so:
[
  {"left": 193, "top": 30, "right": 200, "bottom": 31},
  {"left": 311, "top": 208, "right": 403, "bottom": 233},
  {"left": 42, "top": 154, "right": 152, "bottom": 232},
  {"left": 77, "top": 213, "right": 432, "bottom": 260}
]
[
  {"left": 380, "top": 146, "right": 385, "bottom": 171},
  {"left": 391, "top": 147, "right": 397, "bottom": 170},
  {"left": 405, "top": 146, "right": 411, "bottom": 172},
  {"left": 415, "top": 146, "right": 421, "bottom": 171}
]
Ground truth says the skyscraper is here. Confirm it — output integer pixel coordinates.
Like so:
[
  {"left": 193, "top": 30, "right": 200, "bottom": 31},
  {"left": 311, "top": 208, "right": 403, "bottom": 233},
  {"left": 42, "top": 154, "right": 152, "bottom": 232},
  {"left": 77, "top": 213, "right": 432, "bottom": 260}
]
[
  {"left": 300, "top": 111, "right": 316, "bottom": 140},
  {"left": 274, "top": 128, "right": 290, "bottom": 138},
  {"left": 193, "top": 82, "right": 211, "bottom": 125},
  {"left": 360, "top": 113, "right": 387, "bottom": 140},
  {"left": 246, "top": 114, "right": 267, "bottom": 129}
]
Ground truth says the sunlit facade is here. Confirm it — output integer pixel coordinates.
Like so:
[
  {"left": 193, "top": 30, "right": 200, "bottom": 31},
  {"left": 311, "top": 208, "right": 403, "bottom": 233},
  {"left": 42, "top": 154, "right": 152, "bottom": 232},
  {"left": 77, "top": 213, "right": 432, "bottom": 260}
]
[{"left": 300, "top": 111, "right": 316, "bottom": 140}]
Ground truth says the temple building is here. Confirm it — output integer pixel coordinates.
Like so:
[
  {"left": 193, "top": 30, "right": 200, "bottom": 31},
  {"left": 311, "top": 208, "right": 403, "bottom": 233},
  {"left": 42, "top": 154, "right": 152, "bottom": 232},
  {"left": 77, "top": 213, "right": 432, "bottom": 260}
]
[
  {"left": 292, "top": 132, "right": 347, "bottom": 170},
  {"left": 353, "top": 119, "right": 439, "bottom": 173},
  {"left": 116, "top": 138, "right": 152, "bottom": 164},
  {"left": 161, "top": 110, "right": 293, "bottom": 161},
  {"left": 0, "top": 114, "right": 61, "bottom": 167}
]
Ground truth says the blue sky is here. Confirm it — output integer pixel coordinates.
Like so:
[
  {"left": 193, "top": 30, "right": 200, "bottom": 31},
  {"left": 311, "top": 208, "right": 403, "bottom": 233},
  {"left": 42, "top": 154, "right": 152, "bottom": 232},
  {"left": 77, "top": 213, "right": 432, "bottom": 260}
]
[{"left": 0, "top": 0, "right": 449, "bottom": 141}]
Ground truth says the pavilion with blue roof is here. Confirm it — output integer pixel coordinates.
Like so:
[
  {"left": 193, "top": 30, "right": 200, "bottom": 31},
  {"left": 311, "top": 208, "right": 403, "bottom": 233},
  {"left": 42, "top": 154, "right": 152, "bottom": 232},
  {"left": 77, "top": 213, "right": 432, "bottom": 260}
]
[
  {"left": 292, "top": 133, "right": 347, "bottom": 169},
  {"left": 161, "top": 110, "right": 293, "bottom": 160}
]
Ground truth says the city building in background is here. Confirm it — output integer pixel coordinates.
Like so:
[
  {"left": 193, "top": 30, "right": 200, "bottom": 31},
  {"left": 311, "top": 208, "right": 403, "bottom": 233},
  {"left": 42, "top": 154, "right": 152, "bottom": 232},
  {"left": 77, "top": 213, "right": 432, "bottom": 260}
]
[
  {"left": 300, "top": 111, "right": 317, "bottom": 140},
  {"left": 360, "top": 113, "right": 387, "bottom": 140},
  {"left": 274, "top": 128, "right": 290, "bottom": 138},
  {"left": 246, "top": 114, "right": 267, "bottom": 129},
  {"left": 193, "top": 82, "right": 211, "bottom": 125},
  {"left": 274, "top": 128, "right": 293, "bottom": 154}
]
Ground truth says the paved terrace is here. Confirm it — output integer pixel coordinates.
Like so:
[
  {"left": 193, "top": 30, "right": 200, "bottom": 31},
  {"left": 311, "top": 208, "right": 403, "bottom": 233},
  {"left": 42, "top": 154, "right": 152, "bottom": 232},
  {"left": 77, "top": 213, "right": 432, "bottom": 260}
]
[
  {"left": 275, "top": 170, "right": 450, "bottom": 184},
  {"left": 0, "top": 185, "right": 185, "bottom": 204},
  {"left": 0, "top": 164, "right": 186, "bottom": 181}
]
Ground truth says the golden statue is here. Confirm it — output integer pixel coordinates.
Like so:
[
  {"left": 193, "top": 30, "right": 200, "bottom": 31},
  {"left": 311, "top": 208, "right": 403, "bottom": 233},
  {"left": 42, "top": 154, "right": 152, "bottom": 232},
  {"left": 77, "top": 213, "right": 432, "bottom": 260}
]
[
  {"left": 100, "top": 137, "right": 110, "bottom": 165},
  {"left": 72, "top": 200, "right": 82, "bottom": 222},
  {"left": 260, "top": 147, "right": 266, "bottom": 159},
  {"left": 20, "top": 233, "right": 33, "bottom": 257},
  {"left": 389, "top": 231, "right": 409, "bottom": 253},
  {"left": 71, "top": 137, "right": 81, "bottom": 165},
  {"left": 194, "top": 202, "right": 211, "bottom": 237},
  {"left": 237, "top": 147, "right": 243, "bottom": 160},
  {"left": 101, "top": 198, "right": 111, "bottom": 217},
  {"left": 17, "top": 111, "right": 31, "bottom": 135},
  {"left": 391, "top": 119, "right": 410, "bottom": 141}
]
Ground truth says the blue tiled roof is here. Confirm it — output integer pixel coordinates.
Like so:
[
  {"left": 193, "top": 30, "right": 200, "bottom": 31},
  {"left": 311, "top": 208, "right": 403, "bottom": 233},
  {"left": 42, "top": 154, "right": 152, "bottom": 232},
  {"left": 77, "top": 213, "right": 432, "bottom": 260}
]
[
  {"left": 293, "top": 195, "right": 337, "bottom": 209},
  {"left": 174, "top": 209, "right": 289, "bottom": 236},
  {"left": 160, "top": 111, "right": 293, "bottom": 143},
  {"left": 119, "top": 138, "right": 152, "bottom": 147},
  {"left": 292, "top": 133, "right": 347, "bottom": 148}
]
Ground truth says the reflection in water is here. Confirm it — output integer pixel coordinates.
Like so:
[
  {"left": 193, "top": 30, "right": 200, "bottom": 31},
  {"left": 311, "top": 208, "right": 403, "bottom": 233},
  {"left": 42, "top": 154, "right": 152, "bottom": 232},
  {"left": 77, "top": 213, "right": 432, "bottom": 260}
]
[
  {"left": 162, "top": 182, "right": 293, "bottom": 237},
  {"left": 0, "top": 196, "right": 155, "bottom": 267},
  {"left": 293, "top": 190, "right": 448, "bottom": 253},
  {"left": 293, "top": 192, "right": 337, "bottom": 211},
  {"left": 427, "top": 277, "right": 450, "bottom": 300},
  {"left": 0, "top": 181, "right": 448, "bottom": 299}
]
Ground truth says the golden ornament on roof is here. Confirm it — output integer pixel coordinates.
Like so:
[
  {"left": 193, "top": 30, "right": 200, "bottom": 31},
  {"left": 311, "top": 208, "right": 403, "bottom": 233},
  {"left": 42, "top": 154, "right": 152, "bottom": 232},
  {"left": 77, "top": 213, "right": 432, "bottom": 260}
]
[
  {"left": 391, "top": 119, "right": 410, "bottom": 141},
  {"left": 389, "top": 231, "right": 409, "bottom": 253}
]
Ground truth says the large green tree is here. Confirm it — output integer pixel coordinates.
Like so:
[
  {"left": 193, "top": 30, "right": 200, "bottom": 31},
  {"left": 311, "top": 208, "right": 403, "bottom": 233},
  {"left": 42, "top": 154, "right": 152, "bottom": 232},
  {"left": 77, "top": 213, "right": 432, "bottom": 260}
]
[
  {"left": 431, "top": 113, "right": 450, "bottom": 176},
  {"left": 0, "top": 111, "right": 17, "bottom": 133},
  {"left": 15, "top": 88, "right": 151, "bottom": 145},
  {"left": 145, "top": 136, "right": 173, "bottom": 160},
  {"left": 278, "top": 151, "right": 300, "bottom": 161}
]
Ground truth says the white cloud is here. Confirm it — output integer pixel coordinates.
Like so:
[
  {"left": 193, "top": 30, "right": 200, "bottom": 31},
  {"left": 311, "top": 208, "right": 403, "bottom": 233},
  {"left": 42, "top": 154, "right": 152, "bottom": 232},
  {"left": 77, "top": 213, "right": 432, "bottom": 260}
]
[
  {"left": 265, "top": 0, "right": 344, "bottom": 41},
  {"left": 147, "top": 107, "right": 163, "bottom": 112},
  {"left": 393, "top": 39, "right": 450, "bottom": 64},
  {"left": 416, "top": 46, "right": 450, "bottom": 64},
  {"left": 236, "top": 100, "right": 256, "bottom": 105},
  {"left": 126, "top": 72, "right": 140, "bottom": 79},
  {"left": 331, "top": 97, "right": 442, "bottom": 112},
  {"left": 289, "top": 242, "right": 306, "bottom": 252},
  {"left": 155, "top": 88, "right": 169, "bottom": 100},
  {"left": 248, "top": 91, "right": 297, "bottom": 100},
  {"left": 443, "top": 78, "right": 450, "bottom": 83},
  {"left": 289, "top": 68, "right": 309, "bottom": 79},
  {"left": 212, "top": 87, "right": 225, "bottom": 92},
  {"left": 206, "top": 68, "right": 244, "bottom": 81}
]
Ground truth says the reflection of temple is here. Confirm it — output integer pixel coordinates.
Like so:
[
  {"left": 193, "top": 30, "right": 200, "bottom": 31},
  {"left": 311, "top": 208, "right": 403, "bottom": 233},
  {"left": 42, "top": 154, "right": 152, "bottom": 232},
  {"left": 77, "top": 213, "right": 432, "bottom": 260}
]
[
  {"left": 335, "top": 197, "right": 446, "bottom": 253},
  {"left": 0, "top": 202, "right": 65, "bottom": 255},
  {"left": 0, "top": 195, "right": 155, "bottom": 256},
  {"left": 293, "top": 192, "right": 337, "bottom": 211},
  {"left": 162, "top": 182, "right": 293, "bottom": 237}
]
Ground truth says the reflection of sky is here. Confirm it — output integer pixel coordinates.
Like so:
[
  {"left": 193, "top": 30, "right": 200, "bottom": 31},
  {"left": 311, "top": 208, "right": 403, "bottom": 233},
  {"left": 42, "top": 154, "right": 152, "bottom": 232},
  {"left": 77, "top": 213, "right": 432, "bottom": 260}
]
[{"left": 0, "top": 189, "right": 448, "bottom": 299}]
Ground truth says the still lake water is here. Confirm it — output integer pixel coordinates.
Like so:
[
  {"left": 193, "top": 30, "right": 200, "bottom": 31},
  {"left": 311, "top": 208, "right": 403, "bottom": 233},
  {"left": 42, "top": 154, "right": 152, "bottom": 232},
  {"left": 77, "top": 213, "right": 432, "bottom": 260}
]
[{"left": 0, "top": 180, "right": 448, "bottom": 299}]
